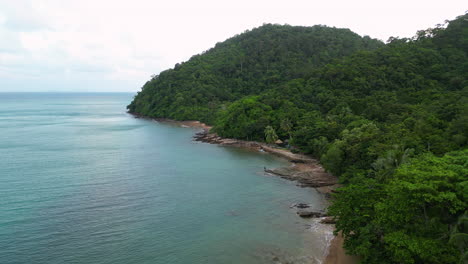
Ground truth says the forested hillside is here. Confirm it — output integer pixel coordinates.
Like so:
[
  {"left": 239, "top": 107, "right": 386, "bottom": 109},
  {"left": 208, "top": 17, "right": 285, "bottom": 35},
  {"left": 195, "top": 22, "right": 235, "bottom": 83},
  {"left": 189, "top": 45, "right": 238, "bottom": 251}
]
[
  {"left": 127, "top": 24, "right": 383, "bottom": 123},
  {"left": 129, "top": 14, "right": 467, "bottom": 263}
]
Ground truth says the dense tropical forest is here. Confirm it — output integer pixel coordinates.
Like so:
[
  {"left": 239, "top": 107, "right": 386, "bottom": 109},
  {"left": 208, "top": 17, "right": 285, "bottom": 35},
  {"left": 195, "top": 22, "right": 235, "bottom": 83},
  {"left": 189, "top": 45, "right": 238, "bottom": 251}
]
[{"left": 129, "top": 13, "right": 467, "bottom": 263}]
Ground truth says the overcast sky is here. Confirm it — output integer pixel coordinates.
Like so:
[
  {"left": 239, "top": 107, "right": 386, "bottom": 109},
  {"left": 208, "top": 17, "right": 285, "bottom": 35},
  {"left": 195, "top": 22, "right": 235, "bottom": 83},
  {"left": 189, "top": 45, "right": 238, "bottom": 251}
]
[{"left": 0, "top": 0, "right": 466, "bottom": 92}]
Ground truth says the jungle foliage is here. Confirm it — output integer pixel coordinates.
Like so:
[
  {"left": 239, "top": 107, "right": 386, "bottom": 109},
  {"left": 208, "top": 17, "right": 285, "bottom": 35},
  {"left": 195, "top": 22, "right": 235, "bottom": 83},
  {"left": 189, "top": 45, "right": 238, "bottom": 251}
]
[
  {"left": 128, "top": 24, "right": 383, "bottom": 123},
  {"left": 129, "top": 14, "right": 468, "bottom": 263}
]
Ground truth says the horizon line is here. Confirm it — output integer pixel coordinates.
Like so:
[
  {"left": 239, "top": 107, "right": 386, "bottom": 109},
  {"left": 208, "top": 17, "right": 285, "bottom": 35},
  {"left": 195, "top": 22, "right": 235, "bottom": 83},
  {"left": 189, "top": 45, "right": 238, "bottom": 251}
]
[{"left": 0, "top": 91, "right": 136, "bottom": 93}]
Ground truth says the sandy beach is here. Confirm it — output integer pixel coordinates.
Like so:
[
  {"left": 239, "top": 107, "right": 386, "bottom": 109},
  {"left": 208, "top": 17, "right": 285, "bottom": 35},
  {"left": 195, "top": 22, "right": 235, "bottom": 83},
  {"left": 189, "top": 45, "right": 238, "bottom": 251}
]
[{"left": 324, "top": 233, "right": 360, "bottom": 264}]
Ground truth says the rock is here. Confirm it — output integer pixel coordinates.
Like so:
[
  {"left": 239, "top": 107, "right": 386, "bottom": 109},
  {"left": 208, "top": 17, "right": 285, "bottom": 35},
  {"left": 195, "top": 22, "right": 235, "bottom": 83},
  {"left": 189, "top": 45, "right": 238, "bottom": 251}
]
[
  {"left": 297, "top": 210, "right": 315, "bottom": 217},
  {"left": 320, "top": 217, "right": 336, "bottom": 224},
  {"left": 264, "top": 167, "right": 297, "bottom": 177},
  {"left": 289, "top": 203, "right": 310, "bottom": 208},
  {"left": 296, "top": 203, "right": 310, "bottom": 209},
  {"left": 296, "top": 209, "right": 326, "bottom": 218},
  {"left": 265, "top": 167, "right": 338, "bottom": 188}
]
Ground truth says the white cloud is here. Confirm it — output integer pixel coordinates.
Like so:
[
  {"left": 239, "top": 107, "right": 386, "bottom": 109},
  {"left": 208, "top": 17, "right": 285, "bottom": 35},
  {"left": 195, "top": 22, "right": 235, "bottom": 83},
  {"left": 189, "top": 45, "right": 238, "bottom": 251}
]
[{"left": 0, "top": 0, "right": 466, "bottom": 91}]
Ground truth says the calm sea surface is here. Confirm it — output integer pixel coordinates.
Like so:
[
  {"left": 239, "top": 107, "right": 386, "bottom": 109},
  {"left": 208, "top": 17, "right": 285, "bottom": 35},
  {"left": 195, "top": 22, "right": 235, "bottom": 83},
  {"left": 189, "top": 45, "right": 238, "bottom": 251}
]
[{"left": 0, "top": 93, "right": 332, "bottom": 264}]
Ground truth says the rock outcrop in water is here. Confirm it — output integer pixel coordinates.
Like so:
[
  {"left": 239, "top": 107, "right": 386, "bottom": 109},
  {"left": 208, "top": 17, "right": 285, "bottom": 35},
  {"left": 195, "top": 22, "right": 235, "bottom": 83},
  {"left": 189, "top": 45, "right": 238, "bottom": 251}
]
[
  {"left": 296, "top": 210, "right": 327, "bottom": 218},
  {"left": 290, "top": 203, "right": 311, "bottom": 209},
  {"left": 264, "top": 166, "right": 337, "bottom": 188}
]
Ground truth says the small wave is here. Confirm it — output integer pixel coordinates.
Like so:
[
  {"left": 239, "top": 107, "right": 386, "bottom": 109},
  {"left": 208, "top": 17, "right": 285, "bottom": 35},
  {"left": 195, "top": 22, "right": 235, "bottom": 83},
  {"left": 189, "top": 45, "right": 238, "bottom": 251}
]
[{"left": 307, "top": 218, "right": 335, "bottom": 263}]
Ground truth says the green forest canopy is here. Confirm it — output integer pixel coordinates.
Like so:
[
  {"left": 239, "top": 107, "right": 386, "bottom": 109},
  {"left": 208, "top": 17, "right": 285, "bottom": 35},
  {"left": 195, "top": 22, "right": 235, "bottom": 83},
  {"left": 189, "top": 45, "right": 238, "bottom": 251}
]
[{"left": 129, "top": 13, "right": 468, "bottom": 263}]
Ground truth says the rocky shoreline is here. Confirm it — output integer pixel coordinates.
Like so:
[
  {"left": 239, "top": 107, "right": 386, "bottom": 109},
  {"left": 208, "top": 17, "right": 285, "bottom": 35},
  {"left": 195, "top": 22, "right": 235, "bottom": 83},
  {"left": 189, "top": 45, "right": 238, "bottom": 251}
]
[
  {"left": 192, "top": 128, "right": 352, "bottom": 263},
  {"left": 193, "top": 129, "right": 339, "bottom": 190}
]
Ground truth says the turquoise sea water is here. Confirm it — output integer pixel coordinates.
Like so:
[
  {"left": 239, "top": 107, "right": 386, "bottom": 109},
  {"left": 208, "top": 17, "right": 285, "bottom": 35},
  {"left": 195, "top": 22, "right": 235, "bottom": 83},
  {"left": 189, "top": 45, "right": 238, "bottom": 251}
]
[{"left": 0, "top": 93, "right": 332, "bottom": 264}]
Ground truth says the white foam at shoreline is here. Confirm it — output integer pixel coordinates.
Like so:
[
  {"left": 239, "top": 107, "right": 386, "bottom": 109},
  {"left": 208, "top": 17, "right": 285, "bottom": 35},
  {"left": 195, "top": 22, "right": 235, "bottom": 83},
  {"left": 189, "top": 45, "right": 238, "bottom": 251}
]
[{"left": 307, "top": 218, "right": 335, "bottom": 264}]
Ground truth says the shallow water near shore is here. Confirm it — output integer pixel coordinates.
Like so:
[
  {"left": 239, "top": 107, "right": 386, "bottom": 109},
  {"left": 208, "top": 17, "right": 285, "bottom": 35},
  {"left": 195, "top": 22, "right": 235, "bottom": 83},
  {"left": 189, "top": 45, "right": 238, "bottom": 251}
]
[{"left": 0, "top": 93, "right": 332, "bottom": 264}]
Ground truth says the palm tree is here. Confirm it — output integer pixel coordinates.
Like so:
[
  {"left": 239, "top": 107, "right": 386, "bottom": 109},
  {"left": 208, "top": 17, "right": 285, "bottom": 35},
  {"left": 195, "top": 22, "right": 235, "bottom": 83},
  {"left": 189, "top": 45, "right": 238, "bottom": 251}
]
[
  {"left": 264, "top": 125, "right": 278, "bottom": 144},
  {"left": 372, "top": 145, "right": 414, "bottom": 182},
  {"left": 280, "top": 118, "right": 293, "bottom": 141}
]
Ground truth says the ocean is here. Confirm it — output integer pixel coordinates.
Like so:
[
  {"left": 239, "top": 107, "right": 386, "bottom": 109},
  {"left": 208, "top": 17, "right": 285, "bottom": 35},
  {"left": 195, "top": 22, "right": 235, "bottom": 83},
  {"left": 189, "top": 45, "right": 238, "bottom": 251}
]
[{"left": 0, "top": 93, "right": 332, "bottom": 264}]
